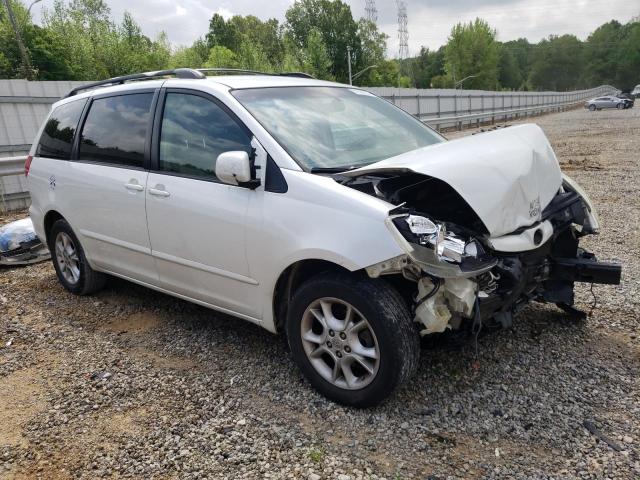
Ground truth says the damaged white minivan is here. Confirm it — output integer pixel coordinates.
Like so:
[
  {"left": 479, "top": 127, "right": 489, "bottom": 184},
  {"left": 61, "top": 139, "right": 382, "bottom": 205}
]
[{"left": 27, "top": 69, "right": 621, "bottom": 407}]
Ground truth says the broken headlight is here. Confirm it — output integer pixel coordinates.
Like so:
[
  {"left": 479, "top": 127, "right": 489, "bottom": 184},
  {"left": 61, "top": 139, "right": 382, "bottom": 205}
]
[{"left": 397, "top": 215, "right": 484, "bottom": 264}]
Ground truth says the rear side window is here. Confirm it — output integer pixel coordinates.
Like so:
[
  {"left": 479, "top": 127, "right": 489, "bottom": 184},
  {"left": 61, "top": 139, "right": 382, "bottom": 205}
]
[
  {"left": 79, "top": 93, "right": 153, "bottom": 168},
  {"left": 158, "top": 93, "right": 252, "bottom": 180},
  {"left": 36, "top": 99, "right": 86, "bottom": 160}
]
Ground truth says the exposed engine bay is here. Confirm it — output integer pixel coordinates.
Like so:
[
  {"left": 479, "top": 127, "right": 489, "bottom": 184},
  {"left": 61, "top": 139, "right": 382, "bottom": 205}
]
[{"left": 338, "top": 125, "right": 622, "bottom": 335}]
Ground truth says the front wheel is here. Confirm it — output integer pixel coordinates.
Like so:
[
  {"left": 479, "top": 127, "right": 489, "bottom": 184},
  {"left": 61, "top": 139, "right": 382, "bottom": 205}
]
[
  {"left": 588, "top": 105, "right": 596, "bottom": 111},
  {"left": 286, "top": 272, "right": 420, "bottom": 407},
  {"left": 616, "top": 103, "right": 623, "bottom": 109}
]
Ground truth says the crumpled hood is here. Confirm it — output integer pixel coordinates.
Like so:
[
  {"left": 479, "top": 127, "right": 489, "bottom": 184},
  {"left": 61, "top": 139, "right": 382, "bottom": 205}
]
[{"left": 345, "top": 124, "right": 562, "bottom": 237}]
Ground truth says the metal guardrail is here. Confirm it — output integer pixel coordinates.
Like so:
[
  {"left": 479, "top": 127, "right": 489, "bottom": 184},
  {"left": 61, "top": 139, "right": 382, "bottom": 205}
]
[
  {"left": 0, "top": 156, "right": 27, "bottom": 213},
  {"left": 422, "top": 100, "right": 586, "bottom": 130},
  {"left": 371, "top": 85, "right": 617, "bottom": 130},
  {"left": 0, "top": 156, "right": 25, "bottom": 177}
]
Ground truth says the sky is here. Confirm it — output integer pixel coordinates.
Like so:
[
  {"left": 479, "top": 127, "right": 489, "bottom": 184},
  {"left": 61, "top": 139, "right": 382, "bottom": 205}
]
[{"left": 30, "top": 0, "right": 640, "bottom": 56}]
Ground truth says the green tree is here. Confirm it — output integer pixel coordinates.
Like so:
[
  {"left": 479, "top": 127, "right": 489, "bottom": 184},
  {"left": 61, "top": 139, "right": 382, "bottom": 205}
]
[
  {"left": 235, "top": 35, "right": 272, "bottom": 71},
  {"left": 169, "top": 38, "right": 209, "bottom": 68},
  {"left": 444, "top": 18, "right": 500, "bottom": 90},
  {"left": 411, "top": 46, "right": 445, "bottom": 88},
  {"left": 24, "top": 24, "right": 73, "bottom": 79},
  {"left": 204, "top": 45, "right": 238, "bottom": 68},
  {"left": 303, "top": 28, "right": 332, "bottom": 79},
  {"left": 528, "top": 34, "right": 584, "bottom": 90},
  {"left": 498, "top": 46, "right": 521, "bottom": 90},
  {"left": 40, "top": 0, "right": 170, "bottom": 79},
  {"left": 206, "top": 14, "right": 284, "bottom": 67},
  {"left": 285, "top": 0, "right": 359, "bottom": 82},
  {"left": 354, "top": 19, "right": 387, "bottom": 85},
  {"left": 500, "top": 38, "right": 533, "bottom": 89},
  {"left": 614, "top": 20, "right": 640, "bottom": 91},
  {"left": 582, "top": 21, "right": 623, "bottom": 87},
  {"left": 206, "top": 13, "right": 232, "bottom": 49},
  {"left": 0, "top": 51, "right": 11, "bottom": 77}
]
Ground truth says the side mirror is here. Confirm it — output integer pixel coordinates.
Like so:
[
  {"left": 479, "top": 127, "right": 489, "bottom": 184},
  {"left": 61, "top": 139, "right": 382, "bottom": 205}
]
[{"left": 215, "top": 151, "right": 259, "bottom": 188}]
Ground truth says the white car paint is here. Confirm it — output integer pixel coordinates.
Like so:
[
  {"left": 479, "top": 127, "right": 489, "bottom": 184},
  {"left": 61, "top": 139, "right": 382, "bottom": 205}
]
[
  {"left": 27, "top": 75, "right": 595, "bottom": 335},
  {"left": 346, "top": 124, "right": 563, "bottom": 238}
]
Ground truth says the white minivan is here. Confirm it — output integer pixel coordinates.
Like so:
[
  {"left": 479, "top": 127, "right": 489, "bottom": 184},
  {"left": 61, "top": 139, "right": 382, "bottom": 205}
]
[{"left": 27, "top": 69, "right": 620, "bottom": 407}]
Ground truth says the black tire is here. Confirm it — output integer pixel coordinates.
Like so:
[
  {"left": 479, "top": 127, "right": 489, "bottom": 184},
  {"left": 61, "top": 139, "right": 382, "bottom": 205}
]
[
  {"left": 49, "top": 219, "right": 107, "bottom": 295},
  {"left": 616, "top": 103, "right": 623, "bottom": 109},
  {"left": 286, "top": 272, "right": 420, "bottom": 407},
  {"left": 588, "top": 105, "right": 596, "bottom": 111}
]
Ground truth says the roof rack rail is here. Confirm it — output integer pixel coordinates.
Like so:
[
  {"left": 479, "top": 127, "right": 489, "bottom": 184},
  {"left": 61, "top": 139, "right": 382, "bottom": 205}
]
[
  {"left": 197, "top": 68, "right": 266, "bottom": 76},
  {"left": 64, "top": 68, "right": 205, "bottom": 98},
  {"left": 278, "top": 72, "right": 315, "bottom": 79},
  {"left": 196, "top": 68, "right": 315, "bottom": 79}
]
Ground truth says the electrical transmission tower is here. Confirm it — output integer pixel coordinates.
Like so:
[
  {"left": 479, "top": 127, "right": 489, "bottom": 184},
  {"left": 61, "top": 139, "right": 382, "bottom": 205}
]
[
  {"left": 396, "top": 0, "right": 409, "bottom": 62},
  {"left": 365, "top": 0, "right": 378, "bottom": 24},
  {"left": 396, "top": 0, "right": 409, "bottom": 82}
]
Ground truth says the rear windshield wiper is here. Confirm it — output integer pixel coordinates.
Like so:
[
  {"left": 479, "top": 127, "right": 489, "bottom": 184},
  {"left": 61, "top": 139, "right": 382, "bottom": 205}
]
[{"left": 310, "top": 165, "right": 361, "bottom": 174}]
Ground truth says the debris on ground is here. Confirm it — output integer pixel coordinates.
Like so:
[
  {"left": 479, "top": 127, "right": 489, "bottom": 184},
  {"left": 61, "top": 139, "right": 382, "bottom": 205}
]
[{"left": 0, "top": 217, "right": 50, "bottom": 266}]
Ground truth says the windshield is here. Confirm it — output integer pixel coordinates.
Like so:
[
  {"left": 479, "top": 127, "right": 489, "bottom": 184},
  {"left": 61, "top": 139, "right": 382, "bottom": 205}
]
[{"left": 232, "top": 86, "right": 444, "bottom": 171}]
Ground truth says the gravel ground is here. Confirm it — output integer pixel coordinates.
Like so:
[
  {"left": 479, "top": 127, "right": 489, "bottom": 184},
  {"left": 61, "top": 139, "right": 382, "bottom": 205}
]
[{"left": 1, "top": 106, "right": 638, "bottom": 479}]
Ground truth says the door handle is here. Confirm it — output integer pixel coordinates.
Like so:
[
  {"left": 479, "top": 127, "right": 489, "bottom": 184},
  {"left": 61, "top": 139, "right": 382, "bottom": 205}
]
[
  {"left": 149, "top": 188, "right": 170, "bottom": 198},
  {"left": 124, "top": 182, "right": 144, "bottom": 192}
]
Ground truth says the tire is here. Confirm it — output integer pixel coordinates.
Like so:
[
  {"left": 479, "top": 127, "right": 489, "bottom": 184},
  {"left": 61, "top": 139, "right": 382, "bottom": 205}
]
[
  {"left": 588, "top": 105, "right": 596, "bottom": 111},
  {"left": 616, "top": 103, "right": 623, "bottom": 109},
  {"left": 286, "top": 272, "right": 420, "bottom": 407},
  {"left": 49, "top": 219, "right": 107, "bottom": 295}
]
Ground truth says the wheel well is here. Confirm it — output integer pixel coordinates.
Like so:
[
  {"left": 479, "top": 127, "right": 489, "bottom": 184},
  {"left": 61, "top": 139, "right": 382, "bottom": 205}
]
[
  {"left": 273, "top": 259, "right": 352, "bottom": 332},
  {"left": 43, "top": 210, "right": 64, "bottom": 245}
]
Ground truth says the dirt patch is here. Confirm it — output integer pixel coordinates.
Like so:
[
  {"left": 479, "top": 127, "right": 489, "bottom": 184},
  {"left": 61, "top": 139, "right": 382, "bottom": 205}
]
[
  {"left": 103, "top": 311, "right": 163, "bottom": 335},
  {"left": 0, "top": 368, "right": 47, "bottom": 448}
]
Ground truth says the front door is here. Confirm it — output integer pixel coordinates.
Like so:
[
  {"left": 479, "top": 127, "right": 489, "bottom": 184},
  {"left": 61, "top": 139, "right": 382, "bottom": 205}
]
[{"left": 145, "top": 90, "right": 261, "bottom": 318}]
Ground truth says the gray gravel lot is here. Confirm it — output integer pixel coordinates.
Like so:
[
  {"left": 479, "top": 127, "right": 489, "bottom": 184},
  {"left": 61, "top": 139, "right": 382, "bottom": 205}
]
[{"left": 1, "top": 106, "right": 639, "bottom": 479}]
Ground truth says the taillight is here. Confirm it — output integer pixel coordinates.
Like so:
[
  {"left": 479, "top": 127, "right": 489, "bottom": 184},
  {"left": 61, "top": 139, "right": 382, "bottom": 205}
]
[{"left": 25, "top": 155, "right": 33, "bottom": 177}]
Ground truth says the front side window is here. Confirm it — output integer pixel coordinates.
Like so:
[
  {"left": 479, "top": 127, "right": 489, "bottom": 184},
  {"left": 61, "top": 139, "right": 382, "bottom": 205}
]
[
  {"left": 158, "top": 92, "right": 252, "bottom": 180},
  {"left": 232, "top": 87, "right": 444, "bottom": 171},
  {"left": 36, "top": 99, "right": 86, "bottom": 160},
  {"left": 79, "top": 93, "right": 153, "bottom": 168}
]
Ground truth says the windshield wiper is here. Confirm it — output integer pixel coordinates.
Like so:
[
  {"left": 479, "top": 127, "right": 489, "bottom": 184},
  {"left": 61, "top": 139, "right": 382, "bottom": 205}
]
[{"left": 310, "top": 165, "right": 361, "bottom": 174}]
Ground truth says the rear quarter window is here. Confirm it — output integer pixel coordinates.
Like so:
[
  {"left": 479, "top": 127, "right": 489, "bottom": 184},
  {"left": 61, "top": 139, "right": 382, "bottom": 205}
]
[
  {"left": 79, "top": 93, "right": 154, "bottom": 168},
  {"left": 36, "top": 99, "right": 86, "bottom": 160}
]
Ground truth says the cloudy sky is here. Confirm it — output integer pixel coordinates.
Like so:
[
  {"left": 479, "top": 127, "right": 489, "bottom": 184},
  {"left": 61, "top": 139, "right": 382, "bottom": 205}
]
[{"left": 31, "top": 0, "right": 639, "bottom": 56}]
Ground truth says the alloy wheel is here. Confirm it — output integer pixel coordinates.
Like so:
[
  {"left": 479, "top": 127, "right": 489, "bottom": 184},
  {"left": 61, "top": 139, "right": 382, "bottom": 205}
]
[
  {"left": 55, "top": 232, "right": 80, "bottom": 285},
  {"left": 300, "top": 297, "right": 380, "bottom": 390}
]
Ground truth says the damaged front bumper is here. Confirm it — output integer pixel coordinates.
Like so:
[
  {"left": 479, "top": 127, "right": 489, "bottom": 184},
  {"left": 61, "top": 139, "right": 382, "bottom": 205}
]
[{"left": 367, "top": 187, "right": 621, "bottom": 335}]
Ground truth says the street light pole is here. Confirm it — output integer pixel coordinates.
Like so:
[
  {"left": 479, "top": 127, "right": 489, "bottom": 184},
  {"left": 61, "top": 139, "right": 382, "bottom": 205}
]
[
  {"left": 455, "top": 75, "right": 478, "bottom": 90},
  {"left": 347, "top": 46, "right": 353, "bottom": 85},
  {"left": 351, "top": 65, "right": 377, "bottom": 83},
  {"left": 27, "top": 0, "right": 43, "bottom": 15},
  {"left": 2, "top": 0, "right": 34, "bottom": 79}
]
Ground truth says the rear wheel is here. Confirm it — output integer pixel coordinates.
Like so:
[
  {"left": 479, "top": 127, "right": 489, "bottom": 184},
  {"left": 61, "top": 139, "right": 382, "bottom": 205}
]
[
  {"left": 286, "top": 272, "right": 420, "bottom": 407},
  {"left": 616, "top": 103, "right": 623, "bottom": 109},
  {"left": 49, "top": 219, "right": 107, "bottom": 295}
]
